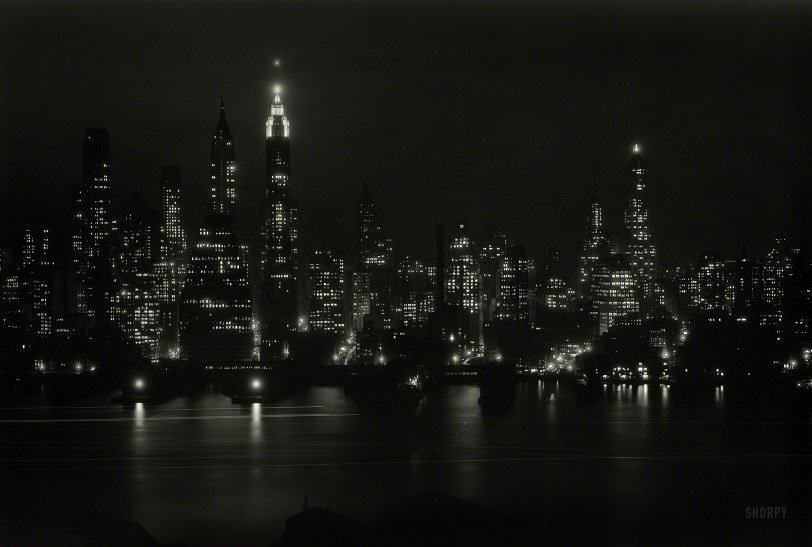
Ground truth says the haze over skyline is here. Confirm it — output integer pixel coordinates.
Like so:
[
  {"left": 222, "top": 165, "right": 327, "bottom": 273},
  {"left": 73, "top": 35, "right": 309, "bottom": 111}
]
[{"left": 2, "top": 0, "right": 811, "bottom": 276}]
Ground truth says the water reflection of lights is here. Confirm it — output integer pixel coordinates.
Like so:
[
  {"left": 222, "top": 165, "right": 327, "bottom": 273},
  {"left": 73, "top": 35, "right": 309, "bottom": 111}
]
[
  {"left": 714, "top": 385, "right": 725, "bottom": 407},
  {"left": 250, "top": 402, "right": 263, "bottom": 442},
  {"left": 134, "top": 402, "right": 145, "bottom": 428},
  {"left": 637, "top": 383, "right": 649, "bottom": 406}
]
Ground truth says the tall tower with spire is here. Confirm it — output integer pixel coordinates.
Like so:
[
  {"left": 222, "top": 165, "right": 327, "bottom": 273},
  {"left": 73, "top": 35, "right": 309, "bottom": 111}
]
[
  {"left": 261, "top": 59, "right": 300, "bottom": 360},
  {"left": 210, "top": 98, "right": 237, "bottom": 216},
  {"left": 178, "top": 99, "right": 253, "bottom": 364},
  {"left": 623, "top": 143, "right": 658, "bottom": 316}
]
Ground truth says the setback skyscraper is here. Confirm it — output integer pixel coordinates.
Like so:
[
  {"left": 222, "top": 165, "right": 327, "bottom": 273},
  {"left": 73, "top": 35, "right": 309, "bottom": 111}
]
[
  {"left": 261, "top": 63, "right": 300, "bottom": 360},
  {"left": 179, "top": 100, "right": 253, "bottom": 365}
]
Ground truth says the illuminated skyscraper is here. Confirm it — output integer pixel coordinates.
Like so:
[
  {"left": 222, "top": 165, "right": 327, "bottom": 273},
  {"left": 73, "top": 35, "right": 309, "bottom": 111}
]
[
  {"left": 446, "top": 220, "right": 482, "bottom": 352},
  {"left": 358, "top": 182, "right": 393, "bottom": 269},
  {"left": 209, "top": 99, "right": 237, "bottom": 216},
  {"left": 497, "top": 243, "right": 530, "bottom": 323},
  {"left": 76, "top": 129, "right": 113, "bottom": 321},
  {"left": 262, "top": 61, "right": 300, "bottom": 359},
  {"left": 594, "top": 254, "right": 639, "bottom": 334},
  {"left": 159, "top": 166, "right": 186, "bottom": 264},
  {"left": 578, "top": 197, "right": 611, "bottom": 299},
  {"left": 762, "top": 237, "right": 798, "bottom": 329},
  {"left": 155, "top": 166, "right": 186, "bottom": 357},
  {"left": 179, "top": 100, "right": 253, "bottom": 365},
  {"left": 354, "top": 182, "right": 394, "bottom": 332},
  {"left": 113, "top": 193, "right": 158, "bottom": 281},
  {"left": 517, "top": 254, "right": 536, "bottom": 326},
  {"left": 351, "top": 271, "right": 371, "bottom": 332},
  {"left": 21, "top": 227, "right": 53, "bottom": 339},
  {"left": 541, "top": 248, "right": 574, "bottom": 311},
  {"left": 394, "top": 256, "right": 435, "bottom": 332},
  {"left": 478, "top": 232, "right": 507, "bottom": 325},
  {"left": 308, "top": 248, "right": 346, "bottom": 335},
  {"left": 724, "top": 257, "right": 763, "bottom": 319},
  {"left": 110, "top": 194, "right": 160, "bottom": 359},
  {"left": 623, "top": 144, "right": 658, "bottom": 316},
  {"left": 0, "top": 265, "right": 24, "bottom": 360},
  {"left": 696, "top": 252, "right": 725, "bottom": 313}
]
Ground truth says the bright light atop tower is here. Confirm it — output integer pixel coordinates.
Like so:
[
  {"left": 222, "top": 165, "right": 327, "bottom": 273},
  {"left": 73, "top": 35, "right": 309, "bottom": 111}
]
[
  {"left": 273, "top": 85, "right": 281, "bottom": 95},
  {"left": 273, "top": 58, "right": 281, "bottom": 67},
  {"left": 633, "top": 143, "right": 640, "bottom": 154}
]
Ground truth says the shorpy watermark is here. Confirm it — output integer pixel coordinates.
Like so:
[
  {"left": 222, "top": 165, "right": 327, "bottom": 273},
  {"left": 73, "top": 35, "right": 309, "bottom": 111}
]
[{"left": 744, "top": 505, "right": 788, "bottom": 520}]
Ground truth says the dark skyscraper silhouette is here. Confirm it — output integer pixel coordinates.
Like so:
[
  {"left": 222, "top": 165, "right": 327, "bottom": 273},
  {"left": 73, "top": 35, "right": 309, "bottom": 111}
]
[
  {"left": 261, "top": 60, "right": 299, "bottom": 360},
  {"left": 179, "top": 101, "right": 253, "bottom": 364}
]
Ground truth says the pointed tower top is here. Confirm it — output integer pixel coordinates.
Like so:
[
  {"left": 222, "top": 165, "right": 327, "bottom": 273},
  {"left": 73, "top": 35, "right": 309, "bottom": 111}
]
[
  {"left": 215, "top": 97, "right": 231, "bottom": 136},
  {"left": 633, "top": 143, "right": 641, "bottom": 154},
  {"left": 266, "top": 59, "right": 290, "bottom": 138},
  {"left": 359, "top": 180, "right": 372, "bottom": 204}
]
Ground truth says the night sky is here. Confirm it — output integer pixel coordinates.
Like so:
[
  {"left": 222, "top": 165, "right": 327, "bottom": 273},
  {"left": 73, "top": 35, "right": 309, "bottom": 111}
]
[{"left": 2, "top": 1, "right": 811, "bottom": 277}]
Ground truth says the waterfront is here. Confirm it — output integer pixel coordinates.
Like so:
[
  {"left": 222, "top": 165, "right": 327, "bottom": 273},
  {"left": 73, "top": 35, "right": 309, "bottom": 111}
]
[{"left": 2, "top": 383, "right": 811, "bottom": 546}]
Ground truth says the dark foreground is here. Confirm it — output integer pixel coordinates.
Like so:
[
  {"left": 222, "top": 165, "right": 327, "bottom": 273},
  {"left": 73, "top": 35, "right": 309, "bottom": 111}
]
[{"left": 1, "top": 383, "right": 811, "bottom": 546}]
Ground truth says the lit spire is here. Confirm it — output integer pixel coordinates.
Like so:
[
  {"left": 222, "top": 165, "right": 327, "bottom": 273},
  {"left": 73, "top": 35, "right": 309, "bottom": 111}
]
[
  {"left": 629, "top": 141, "right": 645, "bottom": 171},
  {"left": 266, "top": 58, "right": 290, "bottom": 138}
]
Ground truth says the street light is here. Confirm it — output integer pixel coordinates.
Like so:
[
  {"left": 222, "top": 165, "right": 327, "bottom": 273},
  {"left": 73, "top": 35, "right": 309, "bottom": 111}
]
[
  {"left": 134, "top": 378, "right": 145, "bottom": 390},
  {"left": 251, "top": 378, "right": 263, "bottom": 391}
]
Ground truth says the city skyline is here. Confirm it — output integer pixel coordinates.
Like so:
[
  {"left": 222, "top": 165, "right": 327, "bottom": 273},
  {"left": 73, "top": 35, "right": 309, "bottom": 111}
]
[
  {"left": 2, "top": 2, "right": 811, "bottom": 273},
  {"left": 0, "top": 94, "right": 802, "bottom": 281},
  {"left": 3, "top": 3, "right": 812, "bottom": 546}
]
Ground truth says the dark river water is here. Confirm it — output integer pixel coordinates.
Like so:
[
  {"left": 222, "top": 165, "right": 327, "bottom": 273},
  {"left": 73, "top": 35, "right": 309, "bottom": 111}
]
[{"left": 2, "top": 382, "right": 811, "bottom": 546}]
